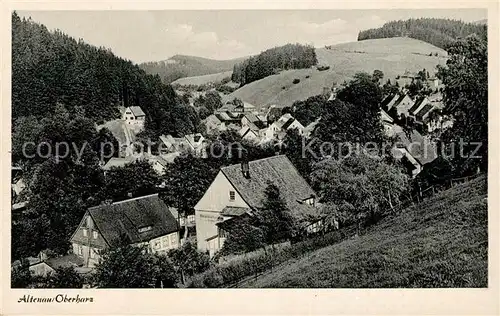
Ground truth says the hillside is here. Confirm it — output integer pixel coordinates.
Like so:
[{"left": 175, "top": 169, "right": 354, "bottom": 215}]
[
  {"left": 358, "top": 18, "right": 487, "bottom": 50},
  {"left": 171, "top": 70, "right": 233, "bottom": 86},
  {"left": 242, "top": 175, "right": 487, "bottom": 288},
  {"left": 140, "top": 55, "right": 245, "bottom": 84},
  {"left": 11, "top": 12, "right": 198, "bottom": 139},
  {"left": 225, "top": 37, "right": 447, "bottom": 108}
]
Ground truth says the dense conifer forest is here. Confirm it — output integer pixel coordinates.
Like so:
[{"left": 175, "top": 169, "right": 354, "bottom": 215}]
[
  {"left": 231, "top": 43, "right": 317, "bottom": 85},
  {"left": 12, "top": 12, "right": 199, "bottom": 138},
  {"left": 357, "top": 18, "right": 487, "bottom": 49}
]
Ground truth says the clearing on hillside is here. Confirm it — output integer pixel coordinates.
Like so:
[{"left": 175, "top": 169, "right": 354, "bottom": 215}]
[
  {"left": 225, "top": 37, "right": 447, "bottom": 109},
  {"left": 171, "top": 70, "right": 233, "bottom": 86},
  {"left": 241, "top": 175, "right": 487, "bottom": 288}
]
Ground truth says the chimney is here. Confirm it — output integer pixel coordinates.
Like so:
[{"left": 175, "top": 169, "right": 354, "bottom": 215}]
[{"left": 241, "top": 160, "right": 250, "bottom": 179}]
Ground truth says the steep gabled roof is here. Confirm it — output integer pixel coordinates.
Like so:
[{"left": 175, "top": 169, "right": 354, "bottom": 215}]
[
  {"left": 409, "top": 96, "right": 429, "bottom": 114},
  {"left": 102, "top": 157, "right": 136, "bottom": 170},
  {"left": 393, "top": 125, "right": 437, "bottom": 166},
  {"left": 86, "top": 194, "right": 179, "bottom": 246},
  {"left": 129, "top": 106, "right": 146, "bottom": 117},
  {"left": 380, "top": 94, "right": 398, "bottom": 109},
  {"left": 415, "top": 103, "right": 436, "bottom": 122},
  {"left": 221, "top": 155, "right": 319, "bottom": 222}
]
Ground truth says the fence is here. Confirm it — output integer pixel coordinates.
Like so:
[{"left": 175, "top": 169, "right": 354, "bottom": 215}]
[{"left": 393, "top": 172, "right": 483, "bottom": 211}]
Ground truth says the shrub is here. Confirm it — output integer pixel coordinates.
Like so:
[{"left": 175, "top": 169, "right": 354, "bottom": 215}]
[
  {"left": 305, "top": 75, "right": 310, "bottom": 78},
  {"left": 317, "top": 65, "right": 330, "bottom": 71},
  {"left": 293, "top": 79, "right": 300, "bottom": 84},
  {"left": 282, "top": 86, "right": 286, "bottom": 90},
  {"left": 187, "top": 227, "right": 355, "bottom": 288}
]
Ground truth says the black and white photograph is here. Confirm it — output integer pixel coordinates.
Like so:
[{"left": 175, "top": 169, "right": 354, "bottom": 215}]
[{"left": 7, "top": 7, "right": 490, "bottom": 293}]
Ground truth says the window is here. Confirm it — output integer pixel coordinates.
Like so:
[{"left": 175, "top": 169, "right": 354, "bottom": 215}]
[
  {"left": 154, "top": 241, "right": 161, "bottom": 250},
  {"left": 83, "top": 228, "right": 88, "bottom": 237},
  {"left": 90, "top": 248, "right": 96, "bottom": 259},
  {"left": 93, "top": 231, "right": 98, "bottom": 239},
  {"left": 229, "top": 191, "right": 235, "bottom": 201},
  {"left": 219, "top": 228, "right": 228, "bottom": 238},
  {"left": 78, "top": 245, "right": 83, "bottom": 256},
  {"left": 170, "top": 234, "right": 177, "bottom": 247},
  {"left": 138, "top": 226, "right": 152, "bottom": 233}
]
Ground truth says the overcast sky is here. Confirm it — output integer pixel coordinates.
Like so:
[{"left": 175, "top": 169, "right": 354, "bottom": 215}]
[{"left": 18, "top": 9, "right": 487, "bottom": 64}]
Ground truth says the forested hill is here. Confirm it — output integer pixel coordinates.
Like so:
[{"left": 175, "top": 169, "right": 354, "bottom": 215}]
[
  {"left": 12, "top": 12, "right": 198, "bottom": 138},
  {"left": 357, "top": 18, "right": 487, "bottom": 49},
  {"left": 231, "top": 43, "right": 317, "bottom": 86},
  {"left": 139, "top": 55, "right": 245, "bottom": 84}
]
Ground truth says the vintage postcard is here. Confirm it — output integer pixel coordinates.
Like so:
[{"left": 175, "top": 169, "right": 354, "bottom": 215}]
[{"left": 1, "top": 0, "right": 499, "bottom": 315}]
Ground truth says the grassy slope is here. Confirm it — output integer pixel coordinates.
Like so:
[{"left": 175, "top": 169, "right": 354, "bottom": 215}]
[
  {"left": 226, "top": 37, "right": 448, "bottom": 108},
  {"left": 171, "top": 70, "right": 233, "bottom": 86},
  {"left": 243, "top": 175, "right": 487, "bottom": 288}
]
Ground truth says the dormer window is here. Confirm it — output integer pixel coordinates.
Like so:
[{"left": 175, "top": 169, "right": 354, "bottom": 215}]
[
  {"left": 138, "top": 226, "right": 152, "bottom": 233},
  {"left": 301, "top": 196, "right": 315, "bottom": 206}
]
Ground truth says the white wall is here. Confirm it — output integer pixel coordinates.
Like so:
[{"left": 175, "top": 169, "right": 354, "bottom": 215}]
[
  {"left": 194, "top": 172, "right": 249, "bottom": 252},
  {"left": 149, "top": 231, "right": 180, "bottom": 254}
]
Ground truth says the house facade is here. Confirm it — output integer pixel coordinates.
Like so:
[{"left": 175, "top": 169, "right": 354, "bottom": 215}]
[
  {"left": 391, "top": 94, "right": 415, "bottom": 117},
  {"left": 265, "top": 114, "right": 305, "bottom": 139},
  {"left": 122, "top": 106, "right": 146, "bottom": 129},
  {"left": 194, "top": 155, "right": 322, "bottom": 257},
  {"left": 70, "top": 194, "right": 180, "bottom": 267}
]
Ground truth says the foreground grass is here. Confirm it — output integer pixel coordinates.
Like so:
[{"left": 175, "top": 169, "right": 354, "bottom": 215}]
[{"left": 243, "top": 176, "right": 487, "bottom": 288}]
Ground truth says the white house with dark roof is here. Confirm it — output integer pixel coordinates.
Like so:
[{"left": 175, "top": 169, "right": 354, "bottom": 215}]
[
  {"left": 388, "top": 93, "right": 415, "bottom": 117},
  {"left": 122, "top": 106, "right": 146, "bottom": 129},
  {"left": 265, "top": 113, "right": 305, "bottom": 139},
  {"left": 194, "top": 155, "right": 322, "bottom": 257},
  {"left": 69, "top": 194, "right": 180, "bottom": 267}
]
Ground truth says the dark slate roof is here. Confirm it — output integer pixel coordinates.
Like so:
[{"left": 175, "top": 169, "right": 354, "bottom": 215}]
[
  {"left": 221, "top": 155, "right": 320, "bottom": 222},
  {"left": 221, "top": 206, "right": 250, "bottom": 217},
  {"left": 409, "top": 96, "right": 428, "bottom": 114},
  {"left": 129, "top": 106, "right": 146, "bottom": 117},
  {"left": 380, "top": 94, "right": 397, "bottom": 109},
  {"left": 88, "top": 194, "right": 179, "bottom": 246},
  {"left": 416, "top": 103, "right": 436, "bottom": 122},
  {"left": 393, "top": 94, "right": 408, "bottom": 107}
]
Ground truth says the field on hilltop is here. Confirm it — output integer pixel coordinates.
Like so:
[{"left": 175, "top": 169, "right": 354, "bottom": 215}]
[
  {"left": 241, "top": 175, "right": 487, "bottom": 288},
  {"left": 225, "top": 37, "right": 447, "bottom": 108},
  {"left": 172, "top": 70, "right": 233, "bottom": 86}
]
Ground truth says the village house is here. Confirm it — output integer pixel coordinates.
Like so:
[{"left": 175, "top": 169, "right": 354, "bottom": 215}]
[
  {"left": 263, "top": 104, "right": 288, "bottom": 124},
  {"left": 122, "top": 106, "right": 146, "bottom": 129},
  {"left": 69, "top": 194, "right": 180, "bottom": 267},
  {"left": 205, "top": 114, "right": 226, "bottom": 134},
  {"left": 385, "top": 124, "right": 437, "bottom": 177},
  {"left": 12, "top": 251, "right": 92, "bottom": 279},
  {"left": 265, "top": 113, "right": 305, "bottom": 139},
  {"left": 388, "top": 93, "right": 415, "bottom": 117},
  {"left": 194, "top": 155, "right": 323, "bottom": 257},
  {"left": 158, "top": 133, "right": 207, "bottom": 157},
  {"left": 102, "top": 153, "right": 172, "bottom": 176},
  {"left": 409, "top": 96, "right": 438, "bottom": 123},
  {"left": 241, "top": 113, "right": 267, "bottom": 130}
]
